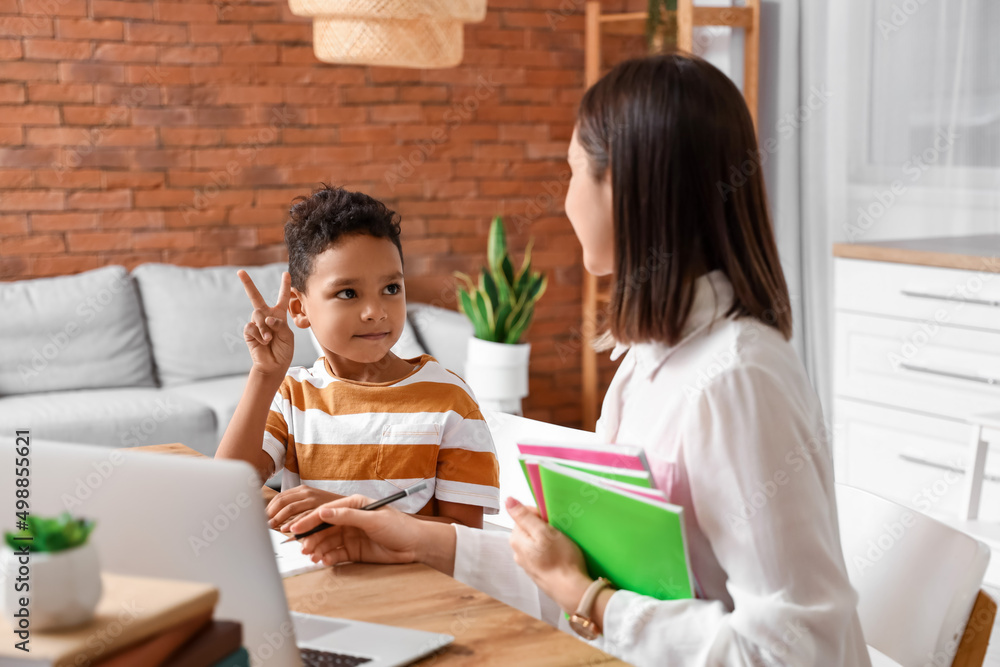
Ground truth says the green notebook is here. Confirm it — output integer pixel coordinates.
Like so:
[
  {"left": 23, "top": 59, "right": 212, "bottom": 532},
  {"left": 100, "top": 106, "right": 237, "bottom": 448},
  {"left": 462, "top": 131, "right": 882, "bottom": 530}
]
[{"left": 537, "top": 462, "right": 694, "bottom": 601}]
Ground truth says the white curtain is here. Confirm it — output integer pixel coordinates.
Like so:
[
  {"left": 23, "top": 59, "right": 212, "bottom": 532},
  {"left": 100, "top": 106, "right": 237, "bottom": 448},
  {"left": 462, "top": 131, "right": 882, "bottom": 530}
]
[
  {"left": 841, "top": 0, "right": 1000, "bottom": 240},
  {"left": 755, "top": 0, "right": 1000, "bottom": 414},
  {"left": 738, "top": 0, "right": 840, "bottom": 412}
]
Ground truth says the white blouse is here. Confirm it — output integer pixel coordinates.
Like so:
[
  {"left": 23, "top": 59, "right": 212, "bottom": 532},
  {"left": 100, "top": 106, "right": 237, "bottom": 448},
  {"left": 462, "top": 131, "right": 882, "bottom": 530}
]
[{"left": 452, "top": 270, "right": 871, "bottom": 666}]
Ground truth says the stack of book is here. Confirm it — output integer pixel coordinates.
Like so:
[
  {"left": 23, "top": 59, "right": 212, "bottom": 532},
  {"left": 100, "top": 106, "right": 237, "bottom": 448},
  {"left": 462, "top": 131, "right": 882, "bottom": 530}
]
[
  {"left": 0, "top": 573, "right": 248, "bottom": 667},
  {"left": 518, "top": 441, "right": 697, "bottom": 601}
]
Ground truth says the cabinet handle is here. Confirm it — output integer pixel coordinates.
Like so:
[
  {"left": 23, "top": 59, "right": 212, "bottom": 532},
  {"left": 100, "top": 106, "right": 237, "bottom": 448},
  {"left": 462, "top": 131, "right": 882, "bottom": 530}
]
[
  {"left": 899, "top": 362, "right": 1000, "bottom": 386},
  {"left": 900, "top": 289, "right": 1000, "bottom": 308},
  {"left": 899, "top": 451, "right": 1000, "bottom": 483}
]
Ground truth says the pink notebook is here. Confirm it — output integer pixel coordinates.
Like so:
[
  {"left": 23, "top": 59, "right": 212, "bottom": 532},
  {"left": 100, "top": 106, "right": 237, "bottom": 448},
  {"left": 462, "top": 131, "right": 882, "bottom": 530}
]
[
  {"left": 518, "top": 441, "right": 654, "bottom": 521},
  {"left": 517, "top": 441, "right": 650, "bottom": 472}
]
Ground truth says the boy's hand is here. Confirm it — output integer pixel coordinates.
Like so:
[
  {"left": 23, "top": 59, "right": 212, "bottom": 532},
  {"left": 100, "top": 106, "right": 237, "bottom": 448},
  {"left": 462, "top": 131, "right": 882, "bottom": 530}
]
[
  {"left": 266, "top": 486, "right": 344, "bottom": 532},
  {"left": 239, "top": 269, "right": 295, "bottom": 379}
]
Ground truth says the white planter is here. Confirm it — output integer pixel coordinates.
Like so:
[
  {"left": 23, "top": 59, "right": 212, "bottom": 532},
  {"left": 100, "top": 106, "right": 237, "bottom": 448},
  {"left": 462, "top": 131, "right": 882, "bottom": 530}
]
[
  {"left": 464, "top": 338, "right": 531, "bottom": 415},
  {"left": 1, "top": 542, "right": 102, "bottom": 631}
]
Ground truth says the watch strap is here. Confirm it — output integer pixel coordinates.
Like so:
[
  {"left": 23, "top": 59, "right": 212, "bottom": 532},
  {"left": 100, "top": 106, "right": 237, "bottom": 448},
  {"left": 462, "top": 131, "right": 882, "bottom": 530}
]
[{"left": 575, "top": 576, "right": 611, "bottom": 617}]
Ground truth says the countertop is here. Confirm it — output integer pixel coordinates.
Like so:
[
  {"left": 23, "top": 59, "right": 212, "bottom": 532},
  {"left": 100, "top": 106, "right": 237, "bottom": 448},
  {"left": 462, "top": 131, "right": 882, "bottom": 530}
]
[{"left": 833, "top": 235, "right": 1000, "bottom": 273}]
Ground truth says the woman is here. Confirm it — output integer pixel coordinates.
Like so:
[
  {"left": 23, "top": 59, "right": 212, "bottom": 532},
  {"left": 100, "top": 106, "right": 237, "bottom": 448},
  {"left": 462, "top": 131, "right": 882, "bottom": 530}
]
[{"left": 289, "top": 53, "right": 870, "bottom": 666}]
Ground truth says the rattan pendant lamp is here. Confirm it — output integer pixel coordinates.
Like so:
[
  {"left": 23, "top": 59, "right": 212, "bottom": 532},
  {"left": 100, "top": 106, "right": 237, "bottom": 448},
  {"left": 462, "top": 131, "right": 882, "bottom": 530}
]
[{"left": 288, "top": 0, "right": 488, "bottom": 68}]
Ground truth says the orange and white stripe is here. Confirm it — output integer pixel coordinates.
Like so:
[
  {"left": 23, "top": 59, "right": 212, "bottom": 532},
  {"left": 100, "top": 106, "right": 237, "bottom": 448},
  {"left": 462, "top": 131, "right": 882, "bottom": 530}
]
[{"left": 262, "top": 354, "right": 500, "bottom": 514}]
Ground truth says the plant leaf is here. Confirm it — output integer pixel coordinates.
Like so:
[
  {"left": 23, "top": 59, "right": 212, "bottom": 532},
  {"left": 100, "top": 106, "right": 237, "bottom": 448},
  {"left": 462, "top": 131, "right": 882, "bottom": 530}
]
[
  {"left": 526, "top": 272, "right": 548, "bottom": 304},
  {"left": 457, "top": 287, "right": 475, "bottom": 319},
  {"left": 494, "top": 301, "right": 513, "bottom": 343},
  {"left": 505, "top": 273, "right": 547, "bottom": 344},
  {"left": 495, "top": 268, "right": 512, "bottom": 307},
  {"left": 517, "top": 238, "right": 534, "bottom": 283},
  {"left": 505, "top": 307, "right": 534, "bottom": 345},
  {"left": 459, "top": 289, "right": 487, "bottom": 339},
  {"left": 481, "top": 267, "right": 499, "bottom": 310},
  {"left": 500, "top": 255, "right": 515, "bottom": 292},
  {"left": 5, "top": 512, "right": 95, "bottom": 553},
  {"left": 473, "top": 290, "right": 496, "bottom": 341},
  {"left": 453, "top": 271, "right": 476, "bottom": 292},
  {"left": 487, "top": 215, "right": 507, "bottom": 276},
  {"left": 515, "top": 256, "right": 533, "bottom": 297}
]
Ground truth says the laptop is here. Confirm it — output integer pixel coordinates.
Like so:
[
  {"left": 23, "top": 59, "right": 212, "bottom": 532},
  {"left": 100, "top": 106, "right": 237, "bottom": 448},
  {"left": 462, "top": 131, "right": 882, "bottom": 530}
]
[{"left": 0, "top": 440, "right": 453, "bottom": 667}]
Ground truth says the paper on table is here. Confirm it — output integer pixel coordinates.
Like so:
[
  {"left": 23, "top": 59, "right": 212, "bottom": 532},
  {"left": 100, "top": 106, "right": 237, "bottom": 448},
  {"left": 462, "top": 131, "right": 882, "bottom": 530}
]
[{"left": 269, "top": 529, "right": 327, "bottom": 578}]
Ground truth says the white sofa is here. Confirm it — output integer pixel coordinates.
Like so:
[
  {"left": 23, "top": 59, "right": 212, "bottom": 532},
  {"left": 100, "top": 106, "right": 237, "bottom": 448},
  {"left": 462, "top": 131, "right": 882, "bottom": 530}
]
[{"left": 0, "top": 263, "right": 473, "bottom": 457}]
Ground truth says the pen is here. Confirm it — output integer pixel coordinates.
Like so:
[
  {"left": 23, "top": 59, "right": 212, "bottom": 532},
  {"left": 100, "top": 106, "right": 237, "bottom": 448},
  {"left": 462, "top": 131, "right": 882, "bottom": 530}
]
[{"left": 280, "top": 479, "right": 429, "bottom": 544}]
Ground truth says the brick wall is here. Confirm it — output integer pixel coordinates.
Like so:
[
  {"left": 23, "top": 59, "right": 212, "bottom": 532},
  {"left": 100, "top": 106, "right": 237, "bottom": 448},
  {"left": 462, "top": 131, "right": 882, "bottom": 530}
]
[{"left": 0, "top": 0, "right": 655, "bottom": 427}]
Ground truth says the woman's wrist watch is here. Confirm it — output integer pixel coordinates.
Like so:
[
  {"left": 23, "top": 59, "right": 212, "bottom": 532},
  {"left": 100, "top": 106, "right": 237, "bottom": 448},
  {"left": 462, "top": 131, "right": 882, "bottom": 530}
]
[{"left": 568, "top": 576, "right": 612, "bottom": 640}]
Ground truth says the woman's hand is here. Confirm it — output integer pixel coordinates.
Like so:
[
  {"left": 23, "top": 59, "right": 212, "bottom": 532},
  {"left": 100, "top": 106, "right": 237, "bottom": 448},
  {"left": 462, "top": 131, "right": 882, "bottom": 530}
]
[
  {"left": 266, "top": 486, "right": 345, "bottom": 532},
  {"left": 238, "top": 269, "right": 295, "bottom": 379},
  {"left": 288, "top": 494, "right": 456, "bottom": 573},
  {"left": 507, "top": 497, "right": 594, "bottom": 614}
]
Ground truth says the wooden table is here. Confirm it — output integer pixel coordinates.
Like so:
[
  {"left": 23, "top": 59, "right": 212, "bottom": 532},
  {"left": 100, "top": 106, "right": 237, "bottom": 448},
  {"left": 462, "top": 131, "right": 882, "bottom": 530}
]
[{"left": 134, "top": 444, "right": 628, "bottom": 666}]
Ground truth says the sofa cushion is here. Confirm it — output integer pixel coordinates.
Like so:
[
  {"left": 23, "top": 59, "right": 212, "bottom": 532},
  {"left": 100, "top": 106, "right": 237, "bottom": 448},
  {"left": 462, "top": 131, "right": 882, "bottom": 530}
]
[
  {"left": 164, "top": 375, "right": 296, "bottom": 484},
  {"left": 406, "top": 303, "right": 473, "bottom": 375},
  {"left": 133, "top": 262, "right": 318, "bottom": 386},
  {"left": 0, "top": 387, "right": 217, "bottom": 455},
  {"left": 0, "top": 265, "right": 155, "bottom": 396},
  {"left": 394, "top": 310, "right": 428, "bottom": 359},
  {"left": 163, "top": 374, "right": 247, "bottom": 445}
]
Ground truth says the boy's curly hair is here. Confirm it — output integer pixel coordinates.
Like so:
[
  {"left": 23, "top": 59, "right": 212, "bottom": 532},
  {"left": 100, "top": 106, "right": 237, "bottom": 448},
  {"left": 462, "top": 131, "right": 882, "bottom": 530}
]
[{"left": 284, "top": 184, "right": 403, "bottom": 292}]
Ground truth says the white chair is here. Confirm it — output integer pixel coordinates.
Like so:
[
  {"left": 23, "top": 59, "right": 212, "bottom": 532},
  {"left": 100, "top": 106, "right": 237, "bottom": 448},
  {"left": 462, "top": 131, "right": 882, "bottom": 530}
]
[
  {"left": 962, "top": 411, "right": 999, "bottom": 521},
  {"left": 836, "top": 484, "right": 996, "bottom": 667}
]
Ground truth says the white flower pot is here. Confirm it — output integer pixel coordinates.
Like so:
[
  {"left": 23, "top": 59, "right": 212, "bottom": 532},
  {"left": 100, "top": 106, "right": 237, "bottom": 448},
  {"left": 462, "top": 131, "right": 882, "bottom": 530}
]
[
  {"left": 464, "top": 338, "right": 531, "bottom": 415},
  {"left": 1, "top": 542, "right": 103, "bottom": 631}
]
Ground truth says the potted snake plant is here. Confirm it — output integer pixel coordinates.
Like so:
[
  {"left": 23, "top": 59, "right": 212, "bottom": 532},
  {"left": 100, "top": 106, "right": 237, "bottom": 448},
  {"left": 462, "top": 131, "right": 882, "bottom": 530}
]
[
  {"left": 455, "top": 216, "right": 547, "bottom": 415},
  {"left": 2, "top": 513, "right": 101, "bottom": 630}
]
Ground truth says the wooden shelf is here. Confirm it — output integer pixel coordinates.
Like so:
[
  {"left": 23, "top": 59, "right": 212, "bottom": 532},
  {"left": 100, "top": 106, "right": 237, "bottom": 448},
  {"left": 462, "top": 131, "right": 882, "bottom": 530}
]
[
  {"left": 598, "top": 11, "right": 647, "bottom": 36},
  {"left": 598, "top": 7, "right": 754, "bottom": 36},
  {"left": 599, "top": 11, "right": 648, "bottom": 23}
]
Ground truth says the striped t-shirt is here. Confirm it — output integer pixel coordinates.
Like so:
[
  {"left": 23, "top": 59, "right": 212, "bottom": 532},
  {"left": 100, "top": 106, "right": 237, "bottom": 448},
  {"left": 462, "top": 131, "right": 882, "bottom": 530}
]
[{"left": 262, "top": 354, "right": 500, "bottom": 515}]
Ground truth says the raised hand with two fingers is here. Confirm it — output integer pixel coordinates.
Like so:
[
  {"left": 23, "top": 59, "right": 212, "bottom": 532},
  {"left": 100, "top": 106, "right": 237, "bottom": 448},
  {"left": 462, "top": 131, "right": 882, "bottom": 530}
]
[{"left": 238, "top": 269, "right": 295, "bottom": 379}]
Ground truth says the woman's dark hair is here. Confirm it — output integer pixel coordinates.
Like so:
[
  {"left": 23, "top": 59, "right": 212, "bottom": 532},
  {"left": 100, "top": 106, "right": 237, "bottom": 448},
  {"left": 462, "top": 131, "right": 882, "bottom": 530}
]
[
  {"left": 577, "top": 53, "right": 792, "bottom": 345},
  {"left": 284, "top": 184, "right": 403, "bottom": 292}
]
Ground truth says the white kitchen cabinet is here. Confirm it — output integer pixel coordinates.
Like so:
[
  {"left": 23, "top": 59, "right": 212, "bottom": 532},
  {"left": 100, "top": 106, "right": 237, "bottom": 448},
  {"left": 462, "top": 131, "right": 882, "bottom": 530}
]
[
  {"left": 834, "top": 398, "right": 1000, "bottom": 523},
  {"left": 833, "top": 244, "right": 1000, "bottom": 581}
]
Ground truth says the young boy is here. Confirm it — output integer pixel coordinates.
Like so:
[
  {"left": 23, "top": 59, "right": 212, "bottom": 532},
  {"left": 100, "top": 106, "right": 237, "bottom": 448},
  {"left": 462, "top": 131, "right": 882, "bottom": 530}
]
[{"left": 215, "top": 185, "right": 500, "bottom": 529}]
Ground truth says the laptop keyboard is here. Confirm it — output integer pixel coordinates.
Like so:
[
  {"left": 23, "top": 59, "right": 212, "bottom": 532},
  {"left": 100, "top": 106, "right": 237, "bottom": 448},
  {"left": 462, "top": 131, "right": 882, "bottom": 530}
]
[{"left": 300, "top": 647, "right": 373, "bottom": 666}]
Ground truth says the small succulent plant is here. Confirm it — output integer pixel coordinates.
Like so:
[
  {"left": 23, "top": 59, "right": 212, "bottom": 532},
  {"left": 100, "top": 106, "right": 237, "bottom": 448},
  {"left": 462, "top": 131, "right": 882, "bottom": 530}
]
[{"left": 4, "top": 513, "right": 96, "bottom": 553}]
